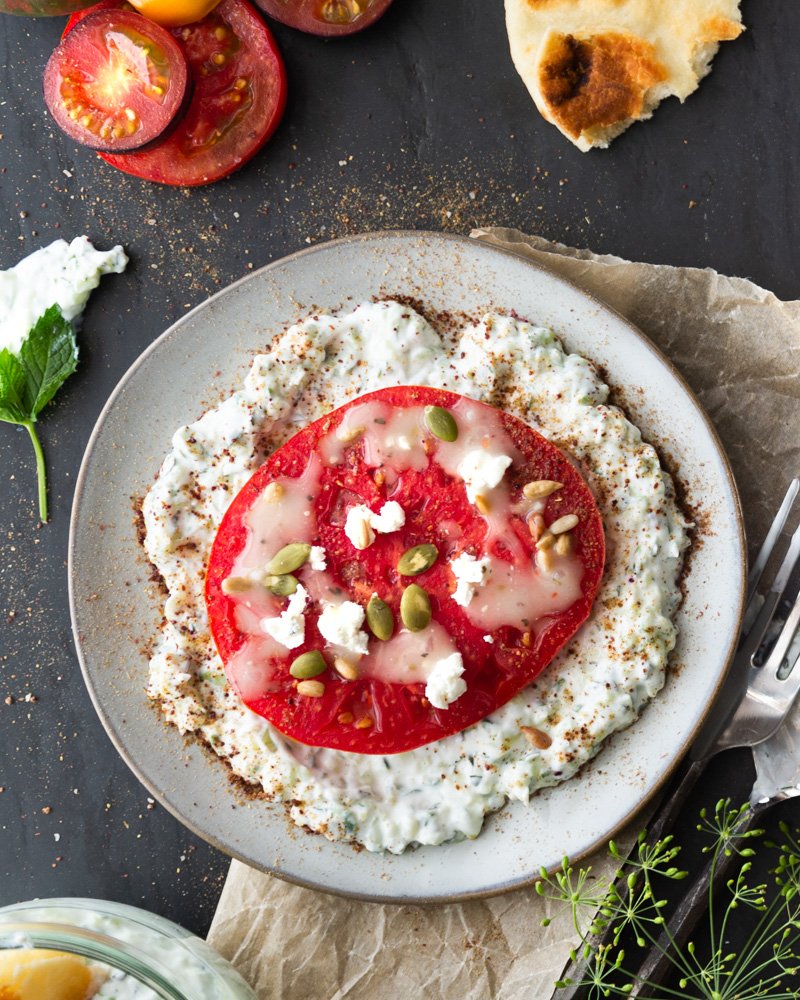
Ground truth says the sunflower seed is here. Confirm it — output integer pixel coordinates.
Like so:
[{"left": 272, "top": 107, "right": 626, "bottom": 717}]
[
  {"left": 401, "top": 584, "right": 432, "bottom": 631},
  {"left": 523, "top": 480, "right": 563, "bottom": 500},
  {"left": 537, "top": 547, "right": 555, "bottom": 574},
  {"left": 296, "top": 679, "right": 325, "bottom": 698},
  {"left": 352, "top": 516, "right": 375, "bottom": 550},
  {"left": 555, "top": 533, "right": 573, "bottom": 556},
  {"left": 549, "top": 513, "right": 579, "bottom": 535},
  {"left": 520, "top": 725, "right": 552, "bottom": 750},
  {"left": 334, "top": 657, "right": 359, "bottom": 681},
  {"left": 263, "top": 482, "right": 284, "bottom": 503},
  {"left": 266, "top": 542, "right": 312, "bottom": 575},
  {"left": 528, "top": 513, "right": 546, "bottom": 541},
  {"left": 337, "top": 424, "right": 366, "bottom": 443}
]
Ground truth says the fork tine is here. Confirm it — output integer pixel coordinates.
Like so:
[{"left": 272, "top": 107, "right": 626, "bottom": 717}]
[
  {"left": 761, "top": 569, "right": 800, "bottom": 681},
  {"left": 740, "top": 518, "right": 800, "bottom": 660},
  {"left": 714, "top": 583, "right": 800, "bottom": 752},
  {"left": 747, "top": 478, "right": 800, "bottom": 603}
]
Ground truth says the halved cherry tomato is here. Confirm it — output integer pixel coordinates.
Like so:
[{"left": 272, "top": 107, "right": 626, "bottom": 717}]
[
  {"left": 128, "top": 0, "right": 220, "bottom": 28},
  {"left": 255, "top": 0, "right": 393, "bottom": 36},
  {"left": 65, "top": 0, "right": 287, "bottom": 186},
  {"left": 206, "top": 386, "right": 606, "bottom": 755},
  {"left": 44, "top": 8, "right": 189, "bottom": 151}
]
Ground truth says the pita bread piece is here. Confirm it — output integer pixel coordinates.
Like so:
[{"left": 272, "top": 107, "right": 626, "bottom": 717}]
[{"left": 505, "top": 0, "right": 743, "bottom": 150}]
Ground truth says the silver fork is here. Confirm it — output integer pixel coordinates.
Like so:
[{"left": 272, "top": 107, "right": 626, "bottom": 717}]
[{"left": 555, "top": 478, "right": 800, "bottom": 1000}]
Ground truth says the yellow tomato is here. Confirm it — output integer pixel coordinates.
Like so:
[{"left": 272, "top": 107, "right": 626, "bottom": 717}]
[
  {"left": 128, "top": 0, "right": 220, "bottom": 27},
  {"left": 0, "top": 949, "right": 98, "bottom": 1000}
]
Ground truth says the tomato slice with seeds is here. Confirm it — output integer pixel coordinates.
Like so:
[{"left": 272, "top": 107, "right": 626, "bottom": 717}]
[
  {"left": 66, "top": 0, "right": 287, "bottom": 186},
  {"left": 255, "top": 0, "right": 392, "bottom": 36},
  {"left": 44, "top": 8, "right": 189, "bottom": 152},
  {"left": 206, "top": 387, "right": 605, "bottom": 755}
]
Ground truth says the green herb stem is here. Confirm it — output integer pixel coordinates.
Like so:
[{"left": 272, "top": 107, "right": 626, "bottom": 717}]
[{"left": 23, "top": 420, "right": 47, "bottom": 523}]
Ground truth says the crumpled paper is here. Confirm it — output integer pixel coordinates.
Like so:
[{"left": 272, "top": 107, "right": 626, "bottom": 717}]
[{"left": 207, "top": 227, "right": 800, "bottom": 999}]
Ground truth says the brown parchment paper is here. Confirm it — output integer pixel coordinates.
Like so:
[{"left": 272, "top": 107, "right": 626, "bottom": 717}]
[{"left": 207, "top": 227, "right": 800, "bottom": 999}]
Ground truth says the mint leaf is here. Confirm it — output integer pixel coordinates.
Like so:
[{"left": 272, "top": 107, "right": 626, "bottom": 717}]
[
  {"left": 0, "top": 348, "right": 30, "bottom": 423},
  {"left": 0, "top": 305, "right": 79, "bottom": 521}
]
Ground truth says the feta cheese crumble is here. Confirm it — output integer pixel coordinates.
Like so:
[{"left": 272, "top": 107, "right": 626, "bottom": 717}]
[
  {"left": 457, "top": 450, "right": 513, "bottom": 504},
  {"left": 425, "top": 653, "right": 467, "bottom": 710},
  {"left": 450, "top": 552, "right": 492, "bottom": 608},
  {"left": 260, "top": 585, "right": 308, "bottom": 650},
  {"left": 344, "top": 501, "right": 406, "bottom": 549},
  {"left": 309, "top": 546, "right": 327, "bottom": 571},
  {"left": 317, "top": 601, "right": 370, "bottom": 657}
]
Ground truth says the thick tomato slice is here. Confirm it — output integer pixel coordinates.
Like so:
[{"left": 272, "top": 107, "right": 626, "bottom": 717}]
[
  {"left": 206, "top": 387, "right": 606, "bottom": 755},
  {"left": 44, "top": 8, "right": 189, "bottom": 152},
  {"left": 254, "top": 0, "right": 392, "bottom": 35},
  {"left": 67, "top": 0, "right": 287, "bottom": 185}
]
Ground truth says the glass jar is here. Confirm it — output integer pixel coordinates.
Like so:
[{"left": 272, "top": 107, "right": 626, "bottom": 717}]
[{"left": 0, "top": 897, "right": 256, "bottom": 1000}]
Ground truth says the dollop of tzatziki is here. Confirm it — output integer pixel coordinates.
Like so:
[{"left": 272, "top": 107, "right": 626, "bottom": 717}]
[
  {"left": 142, "top": 301, "right": 690, "bottom": 854},
  {"left": 0, "top": 236, "right": 127, "bottom": 355}
]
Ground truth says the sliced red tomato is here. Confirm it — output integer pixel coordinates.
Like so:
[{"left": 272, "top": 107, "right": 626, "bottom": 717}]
[
  {"left": 206, "top": 387, "right": 605, "bottom": 755},
  {"left": 255, "top": 0, "right": 392, "bottom": 36},
  {"left": 66, "top": 0, "right": 287, "bottom": 185},
  {"left": 44, "top": 8, "right": 189, "bottom": 151}
]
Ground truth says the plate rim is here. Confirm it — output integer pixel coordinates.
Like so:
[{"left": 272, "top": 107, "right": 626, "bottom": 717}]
[{"left": 68, "top": 228, "right": 747, "bottom": 904}]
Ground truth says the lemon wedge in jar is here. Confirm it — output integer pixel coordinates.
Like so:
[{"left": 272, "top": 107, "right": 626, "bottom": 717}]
[{"left": 0, "top": 949, "right": 102, "bottom": 1000}]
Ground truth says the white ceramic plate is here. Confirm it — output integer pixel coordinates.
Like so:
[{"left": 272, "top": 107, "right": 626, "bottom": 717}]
[{"left": 69, "top": 231, "right": 745, "bottom": 903}]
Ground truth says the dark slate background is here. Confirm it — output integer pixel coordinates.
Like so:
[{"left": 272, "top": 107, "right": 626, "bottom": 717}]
[{"left": 0, "top": 0, "right": 797, "bottom": 950}]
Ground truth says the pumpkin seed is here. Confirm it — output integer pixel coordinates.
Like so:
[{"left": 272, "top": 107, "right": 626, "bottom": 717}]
[
  {"left": 266, "top": 542, "right": 311, "bottom": 575},
  {"left": 401, "top": 584, "right": 432, "bottom": 631},
  {"left": 549, "top": 513, "right": 579, "bottom": 535},
  {"left": 290, "top": 650, "right": 327, "bottom": 680},
  {"left": 366, "top": 595, "right": 394, "bottom": 640},
  {"left": 265, "top": 573, "right": 299, "bottom": 597},
  {"left": 424, "top": 405, "right": 458, "bottom": 442},
  {"left": 221, "top": 576, "right": 254, "bottom": 594},
  {"left": 523, "top": 480, "right": 563, "bottom": 500},
  {"left": 397, "top": 543, "right": 439, "bottom": 576},
  {"left": 296, "top": 679, "right": 325, "bottom": 698}
]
